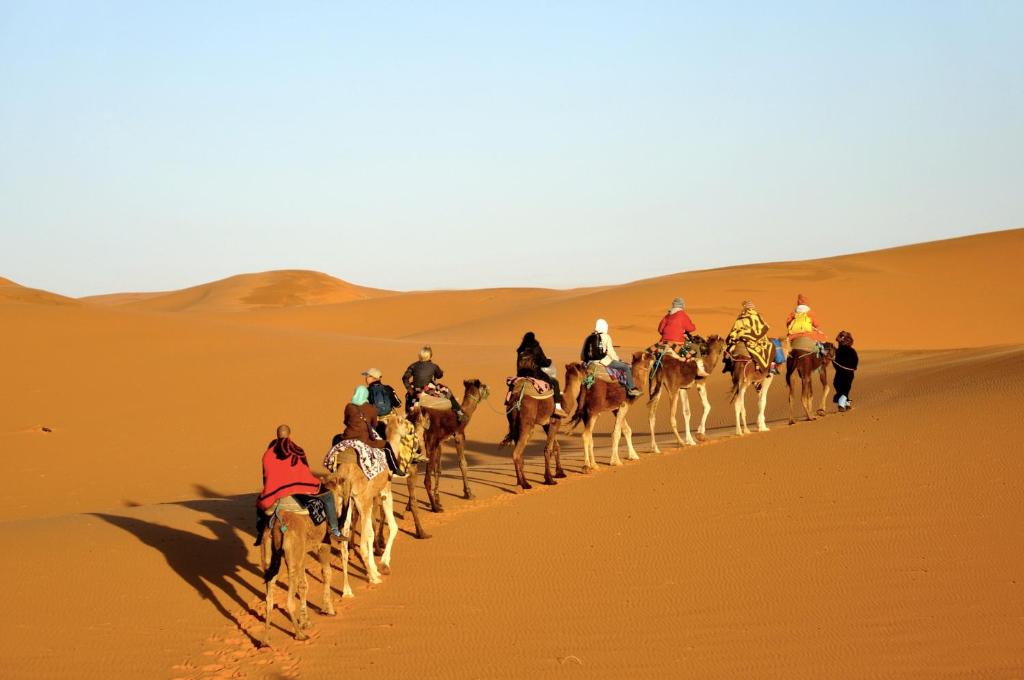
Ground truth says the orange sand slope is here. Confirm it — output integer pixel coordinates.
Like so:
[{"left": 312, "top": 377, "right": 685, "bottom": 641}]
[
  {"left": 81, "top": 269, "right": 391, "bottom": 312},
  {"left": 1, "top": 228, "right": 1022, "bottom": 678}
]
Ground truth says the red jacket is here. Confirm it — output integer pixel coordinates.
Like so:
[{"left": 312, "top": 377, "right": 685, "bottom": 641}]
[
  {"left": 658, "top": 311, "right": 696, "bottom": 343},
  {"left": 257, "top": 439, "right": 322, "bottom": 512}
]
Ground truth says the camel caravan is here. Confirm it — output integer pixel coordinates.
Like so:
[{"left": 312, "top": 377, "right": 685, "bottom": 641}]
[{"left": 256, "top": 295, "right": 859, "bottom": 643}]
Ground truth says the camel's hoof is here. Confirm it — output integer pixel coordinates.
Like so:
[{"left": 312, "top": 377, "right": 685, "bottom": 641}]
[
  {"left": 695, "top": 433, "right": 708, "bottom": 443},
  {"left": 342, "top": 589, "right": 355, "bottom": 599},
  {"left": 627, "top": 455, "right": 640, "bottom": 461},
  {"left": 379, "top": 564, "right": 391, "bottom": 576},
  {"left": 543, "top": 479, "right": 557, "bottom": 486},
  {"left": 651, "top": 448, "right": 661, "bottom": 454},
  {"left": 415, "top": 530, "right": 432, "bottom": 540},
  {"left": 685, "top": 440, "right": 697, "bottom": 447},
  {"left": 518, "top": 482, "right": 531, "bottom": 492},
  {"left": 295, "top": 632, "right": 309, "bottom": 641},
  {"left": 759, "top": 427, "right": 770, "bottom": 432},
  {"left": 611, "top": 460, "right": 623, "bottom": 467},
  {"left": 369, "top": 576, "right": 383, "bottom": 586},
  {"left": 554, "top": 471, "right": 567, "bottom": 478},
  {"left": 464, "top": 491, "right": 476, "bottom": 500},
  {"left": 320, "top": 608, "right": 337, "bottom": 617}
]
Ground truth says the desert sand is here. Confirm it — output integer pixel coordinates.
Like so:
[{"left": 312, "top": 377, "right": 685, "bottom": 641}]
[{"left": 1, "top": 229, "right": 1021, "bottom": 679}]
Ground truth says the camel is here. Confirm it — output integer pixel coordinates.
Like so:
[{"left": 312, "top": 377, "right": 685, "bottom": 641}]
[
  {"left": 644, "top": 335, "right": 726, "bottom": 451},
  {"left": 786, "top": 341, "right": 836, "bottom": 423},
  {"left": 407, "top": 379, "right": 489, "bottom": 515},
  {"left": 499, "top": 379, "right": 565, "bottom": 490},
  {"left": 564, "top": 356, "right": 651, "bottom": 471},
  {"left": 326, "top": 413, "right": 409, "bottom": 591},
  {"left": 726, "top": 348, "right": 775, "bottom": 436},
  {"left": 260, "top": 476, "right": 342, "bottom": 644}
]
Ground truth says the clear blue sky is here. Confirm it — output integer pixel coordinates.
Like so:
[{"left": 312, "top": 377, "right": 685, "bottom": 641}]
[{"left": 1, "top": 1, "right": 1021, "bottom": 296}]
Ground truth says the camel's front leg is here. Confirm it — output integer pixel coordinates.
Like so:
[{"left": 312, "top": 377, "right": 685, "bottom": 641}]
[
  {"left": 622, "top": 409, "right": 639, "bottom": 460},
  {"left": 542, "top": 422, "right": 560, "bottom": 484},
  {"left": 285, "top": 548, "right": 307, "bottom": 640},
  {"left": 696, "top": 382, "right": 711, "bottom": 440},
  {"left": 339, "top": 536, "right": 354, "bottom": 598},
  {"left": 424, "top": 450, "right": 443, "bottom": 513},
  {"left": 511, "top": 428, "right": 532, "bottom": 490},
  {"left": 734, "top": 384, "right": 747, "bottom": 436},
  {"left": 454, "top": 434, "right": 474, "bottom": 500},
  {"left": 801, "top": 373, "right": 815, "bottom": 421},
  {"left": 405, "top": 465, "right": 429, "bottom": 539},
  {"left": 552, "top": 437, "right": 566, "bottom": 478},
  {"left": 648, "top": 388, "right": 662, "bottom": 453},
  {"left": 609, "top": 410, "right": 624, "bottom": 466},
  {"left": 361, "top": 502, "right": 382, "bottom": 585},
  {"left": 379, "top": 485, "right": 398, "bottom": 574},
  {"left": 261, "top": 539, "right": 275, "bottom": 645},
  {"left": 317, "top": 542, "right": 335, "bottom": 616},
  {"left": 818, "top": 367, "right": 830, "bottom": 416},
  {"left": 788, "top": 370, "right": 797, "bottom": 425},
  {"left": 582, "top": 419, "right": 596, "bottom": 472},
  {"left": 757, "top": 376, "right": 772, "bottom": 431},
  {"left": 679, "top": 388, "right": 696, "bottom": 446}
]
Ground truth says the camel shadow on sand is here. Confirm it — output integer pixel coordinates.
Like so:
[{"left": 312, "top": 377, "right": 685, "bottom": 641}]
[{"left": 92, "top": 488, "right": 270, "bottom": 644}]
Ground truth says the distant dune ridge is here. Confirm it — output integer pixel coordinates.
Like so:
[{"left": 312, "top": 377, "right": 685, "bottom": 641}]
[
  {"left": 81, "top": 269, "right": 390, "bottom": 312},
  {"left": 1, "top": 227, "right": 1022, "bottom": 678}
]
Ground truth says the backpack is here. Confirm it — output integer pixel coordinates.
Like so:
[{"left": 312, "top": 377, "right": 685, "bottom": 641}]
[
  {"left": 368, "top": 383, "right": 393, "bottom": 417},
  {"left": 517, "top": 348, "right": 537, "bottom": 373},
  {"left": 581, "top": 331, "right": 606, "bottom": 362},
  {"left": 788, "top": 312, "right": 814, "bottom": 335}
]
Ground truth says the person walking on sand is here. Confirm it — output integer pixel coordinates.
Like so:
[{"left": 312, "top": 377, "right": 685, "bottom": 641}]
[{"left": 833, "top": 330, "right": 859, "bottom": 411}]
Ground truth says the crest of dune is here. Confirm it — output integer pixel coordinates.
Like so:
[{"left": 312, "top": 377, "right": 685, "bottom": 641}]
[{"left": 80, "top": 269, "right": 389, "bottom": 312}]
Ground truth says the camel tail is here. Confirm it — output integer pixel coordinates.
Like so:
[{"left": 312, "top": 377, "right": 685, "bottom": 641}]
[
  {"left": 570, "top": 392, "right": 589, "bottom": 430},
  {"left": 728, "top": 378, "right": 740, "bottom": 405}
]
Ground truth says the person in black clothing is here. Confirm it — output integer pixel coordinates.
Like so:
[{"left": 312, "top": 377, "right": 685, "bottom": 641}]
[
  {"left": 832, "top": 330, "right": 859, "bottom": 411},
  {"left": 516, "top": 331, "right": 568, "bottom": 418},
  {"left": 402, "top": 346, "right": 467, "bottom": 421}
]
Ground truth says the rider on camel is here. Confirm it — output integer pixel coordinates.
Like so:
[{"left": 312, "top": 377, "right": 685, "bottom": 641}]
[
  {"left": 515, "top": 331, "right": 568, "bottom": 418},
  {"left": 656, "top": 297, "right": 709, "bottom": 377},
  {"left": 785, "top": 293, "right": 827, "bottom": 352},
  {"left": 254, "top": 424, "right": 344, "bottom": 545},
  {"left": 584, "top": 319, "right": 642, "bottom": 398},
  {"left": 402, "top": 346, "right": 467, "bottom": 422},
  {"left": 725, "top": 300, "right": 776, "bottom": 374}
]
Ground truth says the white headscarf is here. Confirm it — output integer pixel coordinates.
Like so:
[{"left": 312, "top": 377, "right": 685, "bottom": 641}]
[{"left": 594, "top": 318, "right": 609, "bottom": 334}]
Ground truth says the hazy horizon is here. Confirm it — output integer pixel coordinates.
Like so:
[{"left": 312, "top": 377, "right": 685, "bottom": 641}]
[{"left": 2, "top": 2, "right": 1022, "bottom": 297}]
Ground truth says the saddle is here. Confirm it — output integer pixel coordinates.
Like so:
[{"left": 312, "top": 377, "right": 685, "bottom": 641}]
[
  {"left": 583, "top": 362, "right": 626, "bottom": 388},
  {"left": 417, "top": 392, "right": 452, "bottom": 410},
  {"left": 504, "top": 376, "right": 553, "bottom": 403}
]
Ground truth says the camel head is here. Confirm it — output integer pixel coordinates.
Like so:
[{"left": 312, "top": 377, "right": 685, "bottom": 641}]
[
  {"left": 631, "top": 351, "right": 652, "bottom": 395},
  {"left": 704, "top": 334, "right": 726, "bottom": 372},
  {"left": 822, "top": 342, "right": 836, "bottom": 362},
  {"left": 463, "top": 378, "right": 489, "bottom": 404},
  {"left": 561, "top": 362, "right": 585, "bottom": 417}
]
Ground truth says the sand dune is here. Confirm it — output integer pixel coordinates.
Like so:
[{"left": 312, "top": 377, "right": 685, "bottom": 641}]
[
  {"left": 2, "top": 229, "right": 1022, "bottom": 678},
  {"left": 81, "top": 269, "right": 389, "bottom": 312}
]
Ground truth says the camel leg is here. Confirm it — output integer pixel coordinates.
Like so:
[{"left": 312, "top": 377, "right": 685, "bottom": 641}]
[
  {"left": 424, "top": 449, "right": 442, "bottom": 513},
  {"left": 757, "top": 376, "right": 772, "bottom": 432},
  {"left": 403, "top": 465, "right": 429, "bottom": 538},
  {"left": 339, "top": 534, "right": 353, "bottom": 599},
  {"left": 582, "top": 419, "right": 596, "bottom": 472},
  {"left": 734, "top": 382, "right": 747, "bottom": 436},
  {"left": 553, "top": 438, "right": 566, "bottom": 478},
  {"left": 379, "top": 485, "right": 398, "bottom": 574},
  {"left": 318, "top": 542, "right": 335, "bottom": 616},
  {"left": 360, "top": 498, "right": 382, "bottom": 585},
  {"left": 542, "top": 423, "right": 559, "bottom": 484},
  {"left": 285, "top": 542, "right": 307, "bottom": 640},
  {"left": 696, "top": 383, "right": 711, "bottom": 441},
  {"left": 455, "top": 434, "right": 474, "bottom": 500},
  {"left": 512, "top": 427, "right": 532, "bottom": 491},
  {"left": 668, "top": 388, "right": 685, "bottom": 448},
  {"left": 680, "top": 388, "right": 697, "bottom": 446},
  {"left": 261, "top": 537, "right": 275, "bottom": 645},
  {"left": 609, "top": 409, "right": 624, "bottom": 466},
  {"left": 818, "top": 367, "right": 830, "bottom": 416},
  {"left": 802, "top": 371, "right": 815, "bottom": 421},
  {"left": 373, "top": 495, "right": 386, "bottom": 556},
  {"left": 623, "top": 409, "right": 639, "bottom": 461},
  {"left": 648, "top": 383, "right": 662, "bottom": 453},
  {"left": 788, "top": 366, "right": 797, "bottom": 425}
]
